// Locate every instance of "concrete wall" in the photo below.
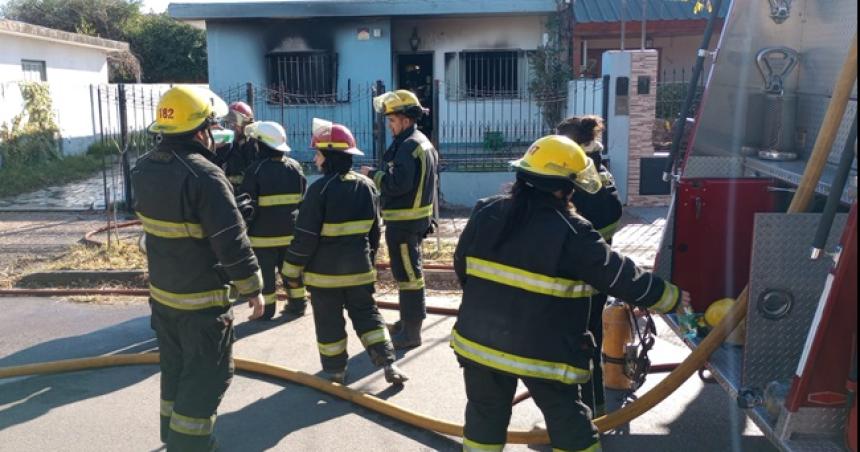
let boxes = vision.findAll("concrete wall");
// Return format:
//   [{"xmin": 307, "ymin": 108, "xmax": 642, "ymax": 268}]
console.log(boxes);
[
  {"xmin": 441, "ymin": 171, "xmax": 513, "ymax": 208},
  {"xmin": 0, "ymin": 34, "xmax": 109, "ymax": 84}
]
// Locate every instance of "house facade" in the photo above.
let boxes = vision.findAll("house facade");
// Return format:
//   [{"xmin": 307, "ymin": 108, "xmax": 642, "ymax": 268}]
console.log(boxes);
[
  {"xmin": 0, "ymin": 19, "xmax": 128, "ymax": 84},
  {"xmin": 169, "ymin": 0, "xmax": 580, "ymax": 163},
  {"xmin": 572, "ymin": 0, "xmax": 729, "ymax": 80}
]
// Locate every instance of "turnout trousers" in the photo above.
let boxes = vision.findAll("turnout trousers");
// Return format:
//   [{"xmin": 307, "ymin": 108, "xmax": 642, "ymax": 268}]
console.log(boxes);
[
  {"xmin": 461, "ymin": 362, "xmax": 601, "ymax": 452},
  {"xmin": 385, "ymin": 227, "xmax": 426, "ymax": 321},
  {"xmin": 254, "ymin": 246, "xmax": 306, "ymax": 315},
  {"xmin": 151, "ymin": 301, "xmax": 235, "ymax": 452},
  {"xmin": 581, "ymin": 292, "xmax": 609, "ymax": 416},
  {"xmin": 310, "ymin": 285, "xmax": 395, "ymax": 372}
]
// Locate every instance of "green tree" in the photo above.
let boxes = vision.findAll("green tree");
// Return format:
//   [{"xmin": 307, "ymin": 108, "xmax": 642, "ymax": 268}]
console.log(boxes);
[
  {"xmin": 2, "ymin": 0, "xmax": 142, "ymax": 40},
  {"xmin": 529, "ymin": 12, "xmax": 572, "ymax": 131},
  {"xmin": 126, "ymin": 13, "xmax": 208, "ymax": 83}
]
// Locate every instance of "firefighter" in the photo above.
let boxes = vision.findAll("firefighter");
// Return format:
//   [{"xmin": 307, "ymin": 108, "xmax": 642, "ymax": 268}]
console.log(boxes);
[
  {"xmin": 284, "ymin": 119, "xmax": 408, "ymax": 385},
  {"xmin": 132, "ymin": 86, "xmax": 265, "ymax": 451},
  {"xmin": 214, "ymin": 101, "xmax": 257, "ymax": 191},
  {"xmin": 361, "ymin": 90, "xmax": 439, "ymax": 349},
  {"xmin": 452, "ymin": 135, "xmax": 691, "ymax": 452},
  {"xmin": 557, "ymin": 115, "xmax": 622, "ymax": 417},
  {"xmin": 238, "ymin": 121, "xmax": 308, "ymax": 320}
]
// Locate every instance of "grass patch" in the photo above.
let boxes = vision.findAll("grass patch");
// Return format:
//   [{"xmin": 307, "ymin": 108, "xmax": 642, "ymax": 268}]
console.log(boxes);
[
  {"xmin": 0, "ymin": 154, "xmax": 104, "ymax": 199},
  {"xmin": 377, "ymin": 237, "xmax": 457, "ymax": 265},
  {"xmin": 47, "ymin": 240, "xmax": 147, "ymax": 271}
]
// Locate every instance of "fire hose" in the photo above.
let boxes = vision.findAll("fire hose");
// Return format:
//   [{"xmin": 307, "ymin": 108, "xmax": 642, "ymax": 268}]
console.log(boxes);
[{"xmin": 2, "ymin": 34, "xmax": 855, "ymax": 442}]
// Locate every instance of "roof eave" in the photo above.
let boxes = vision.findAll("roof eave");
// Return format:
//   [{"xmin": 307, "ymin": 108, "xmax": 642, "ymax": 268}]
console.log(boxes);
[
  {"xmin": 0, "ymin": 20, "xmax": 129, "ymax": 52},
  {"xmin": 169, "ymin": 1, "xmax": 558, "ymax": 21}
]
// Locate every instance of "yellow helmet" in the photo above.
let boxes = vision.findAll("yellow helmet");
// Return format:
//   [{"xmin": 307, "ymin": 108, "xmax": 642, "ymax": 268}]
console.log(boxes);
[
  {"xmin": 373, "ymin": 90, "xmax": 427, "ymax": 117},
  {"xmin": 148, "ymin": 86, "xmax": 228, "ymax": 135},
  {"xmin": 511, "ymin": 135, "xmax": 603, "ymax": 194}
]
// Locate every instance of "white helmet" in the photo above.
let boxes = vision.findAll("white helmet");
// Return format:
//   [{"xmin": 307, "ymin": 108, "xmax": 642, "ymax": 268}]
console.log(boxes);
[{"xmin": 244, "ymin": 121, "xmax": 291, "ymax": 153}]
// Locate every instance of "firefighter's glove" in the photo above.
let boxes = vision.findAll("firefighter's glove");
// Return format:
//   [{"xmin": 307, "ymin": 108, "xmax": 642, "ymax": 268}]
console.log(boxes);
[
  {"xmin": 235, "ymin": 193, "xmax": 256, "ymax": 224},
  {"xmin": 424, "ymin": 219, "xmax": 438, "ymax": 238}
]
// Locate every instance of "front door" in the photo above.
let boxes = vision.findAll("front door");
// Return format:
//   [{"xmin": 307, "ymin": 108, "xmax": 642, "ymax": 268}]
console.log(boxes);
[{"xmin": 396, "ymin": 53, "xmax": 434, "ymax": 140}]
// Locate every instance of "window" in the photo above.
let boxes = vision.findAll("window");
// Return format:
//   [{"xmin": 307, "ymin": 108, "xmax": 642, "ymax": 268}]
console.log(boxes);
[
  {"xmin": 444, "ymin": 50, "xmax": 531, "ymax": 99},
  {"xmin": 21, "ymin": 60, "xmax": 46, "ymax": 82},
  {"xmin": 266, "ymin": 52, "xmax": 337, "ymax": 103}
]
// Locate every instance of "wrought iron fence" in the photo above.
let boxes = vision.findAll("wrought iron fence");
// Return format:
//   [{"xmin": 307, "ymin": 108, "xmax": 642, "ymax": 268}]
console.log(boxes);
[
  {"xmin": 435, "ymin": 78, "xmax": 603, "ymax": 172},
  {"xmin": 656, "ymin": 67, "xmax": 706, "ymax": 120},
  {"xmin": 217, "ymin": 80, "xmax": 379, "ymax": 174}
]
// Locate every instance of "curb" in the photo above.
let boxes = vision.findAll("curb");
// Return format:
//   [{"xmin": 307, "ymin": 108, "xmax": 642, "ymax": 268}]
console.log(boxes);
[{"xmin": 17, "ymin": 268, "xmax": 459, "ymax": 289}]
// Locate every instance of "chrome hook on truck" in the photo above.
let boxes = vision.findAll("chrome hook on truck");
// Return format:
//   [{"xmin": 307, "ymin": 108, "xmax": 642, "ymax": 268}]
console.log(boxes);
[
  {"xmin": 756, "ymin": 47, "xmax": 799, "ymax": 96},
  {"xmin": 768, "ymin": 0, "xmax": 793, "ymax": 24}
]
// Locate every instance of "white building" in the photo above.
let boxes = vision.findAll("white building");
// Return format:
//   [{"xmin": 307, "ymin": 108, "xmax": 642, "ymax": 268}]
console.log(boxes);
[
  {"xmin": 0, "ymin": 19, "xmax": 128, "ymax": 84},
  {"xmin": 0, "ymin": 19, "xmax": 129, "ymax": 157}
]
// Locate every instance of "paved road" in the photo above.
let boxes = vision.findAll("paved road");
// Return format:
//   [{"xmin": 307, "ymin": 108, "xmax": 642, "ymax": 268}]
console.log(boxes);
[{"xmin": 0, "ymin": 296, "xmax": 777, "ymax": 452}]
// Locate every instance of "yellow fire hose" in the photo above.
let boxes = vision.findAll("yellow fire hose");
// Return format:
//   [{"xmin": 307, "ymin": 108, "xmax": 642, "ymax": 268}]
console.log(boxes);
[{"xmin": 0, "ymin": 34, "xmax": 854, "ymax": 446}]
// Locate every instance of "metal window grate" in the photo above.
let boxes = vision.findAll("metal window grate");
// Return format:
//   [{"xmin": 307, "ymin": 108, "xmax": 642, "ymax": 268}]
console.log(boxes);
[
  {"xmin": 266, "ymin": 52, "xmax": 337, "ymax": 104},
  {"xmin": 461, "ymin": 51, "xmax": 520, "ymax": 98}
]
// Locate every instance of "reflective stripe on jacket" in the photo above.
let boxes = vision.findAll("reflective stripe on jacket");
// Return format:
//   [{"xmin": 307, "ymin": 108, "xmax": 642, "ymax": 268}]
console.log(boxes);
[
  {"xmin": 452, "ymin": 195, "xmax": 680, "ymax": 384},
  {"xmin": 373, "ymin": 126, "xmax": 439, "ymax": 233},
  {"xmin": 132, "ymin": 139, "xmax": 262, "ymax": 311},
  {"xmin": 284, "ymin": 171, "xmax": 381, "ymax": 289}
]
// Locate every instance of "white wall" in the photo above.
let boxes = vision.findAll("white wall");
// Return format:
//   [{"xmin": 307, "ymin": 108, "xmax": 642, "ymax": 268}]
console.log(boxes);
[
  {"xmin": 392, "ymin": 16, "xmax": 549, "ymax": 145},
  {"xmin": 0, "ymin": 34, "xmax": 109, "ymax": 84}
]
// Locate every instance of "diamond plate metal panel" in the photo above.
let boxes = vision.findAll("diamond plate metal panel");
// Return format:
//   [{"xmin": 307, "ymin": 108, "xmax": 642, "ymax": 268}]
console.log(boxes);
[
  {"xmin": 653, "ymin": 198, "xmax": 675, "ymax": 279},
  {"xmin": 785, "ymin": 438, "xmax": 849, "ymax": 452},
  {"xmin": 797, "ymin": 95, "xmax": 857, "ymax": 167},
  {"xmin": 683, "ymin": 156, "xmax": 746, "ymax": 178},
  {"xmin": 776, "ymin": 406, "xmax": 849, "ymax": 439},
  {"xmin": 743, "ymin": 214, "xmax": 848, "ymax": 394}
]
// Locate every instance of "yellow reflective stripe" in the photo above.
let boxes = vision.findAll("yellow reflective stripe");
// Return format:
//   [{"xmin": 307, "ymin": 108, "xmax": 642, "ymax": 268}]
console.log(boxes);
[
  {"xmin": 398, "ymin": 279, "xmax": 425, "ymax": 291},
  {"xmin": 287, "ymin": 287, "xmax": 307, "ymax": 299},
  {"xmin": 318, "ymin": 338, "xmax": 347, "ymax": 356},
  {"xmin": 258, "ymin": 193, "xmax": 303, "ymax": 207},
  {"xmin": 149, "ymin": 284, "xmax": 230, "ymax": 311},
  {"xmin": 249, "ymin": 235, "xmax": 294, "ymax": 248},
  {"xmin": 263, "ymin": 293, "xmax": 277, "ymax": 306},
  {"xmin": 562, "ymin": 442, "xmax": 602, "ymax": 452},
  {"xmin": 465, "ymin": 257, "xmax": 593, "ymax": 299},
  {"xmin": 463, "ymin": 438, "xmax": 504, "ymax": 451},
  {"xmin": 315, "ymin": 141, "xmax": 349, "ymax": 149},
  {"xmin": 373, "ymin": 171, "xmax": 385, "ymax": 189},
  {"xmin": 320, "ymin": 220, "xmax": 374, "ymax": 237},
  {"xmin": 412, "ymin": 144, "xmax": 427, "ymax": 209},
  {"xmin": 233, "ymin": 270, "xmax": 263, "ymax": 295},
  {"xmin": 137, "ymin": 213, "xmax": 204, "ymax": 239},
  {"xmin": 170, "ymin": 411, "xmax": 215, "ymax": 436},
  {"xmin": 282, "ymin": 261, "xmax": 304, "ymax": 278},
  {"xmin": 360, "ymin": 328, "xmax": 389, "ymax": 348},
  {"xmin": 651, "ymin": 282, "xmax": 680, "ymax": 314},
  {"xmin": 382, "ymin": 205, "xmax": 433, "ymax": 222},
  {"xmin": 160, "ymin": 400, "xmax": 174, "ymax": 417},
  {"xmin": 451, "ymin": 329, "xmax": 591, "ymax": 385},
  {"xmin": 597, "ymin": 222, "xmax": 619, "ymax": 240},
  {"xmin": 304, "ymin": 270, "xmax": 377, "ymax": 288},
  {"xmin": 399, "ymin": 243, "xmax": 418, "ymax": 282}
]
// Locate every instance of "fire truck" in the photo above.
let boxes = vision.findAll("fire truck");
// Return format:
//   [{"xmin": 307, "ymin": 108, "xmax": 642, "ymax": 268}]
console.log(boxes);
[{"xmin": 651, "ymin": 0, "xmax": 857, "ymax": 450}]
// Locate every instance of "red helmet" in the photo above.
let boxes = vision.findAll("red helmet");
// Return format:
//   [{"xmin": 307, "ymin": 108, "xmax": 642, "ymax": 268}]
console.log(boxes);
[
  {"xmin": 226, "ymin": 101, "xmax": 254, "ymax": 127},
  {"xmin": 311, "ymin": 118, "xmax": 364, "ymax": 156}
]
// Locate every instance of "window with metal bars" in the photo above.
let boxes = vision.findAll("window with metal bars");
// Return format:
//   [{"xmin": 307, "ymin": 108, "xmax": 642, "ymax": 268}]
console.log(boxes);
[
  {"xmin": 21, "ymin": 59, "xmax": 47, "ymax": 82},
  {"xmin": 444, "ymin": 50, "xmax": 532, "ymax": 100},
  {"xmin": 266, "ymin": 52, "xmax": 337, "ymax": 103},
  {"xmin": 462, "ymin": 51, "xmax": 519, "ymax": 98}
]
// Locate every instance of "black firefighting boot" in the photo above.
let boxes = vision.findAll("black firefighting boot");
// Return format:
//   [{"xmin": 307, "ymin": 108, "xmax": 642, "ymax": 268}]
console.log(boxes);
[
  {"xmin": 391, "ymin": 319, "xmax": 423, "ymax": 349},
  {"xmin": 384, "ymin": 364, "xmax": 409, "ymax": 385},
  {"xmin": 259, "ymin": 303, "xmax": 276, "ymax": 321},
  {"xmin": 386, "ymin": 320, "xmax": 402, "ymax": 335},
  {"xmin": 283, "ymin": 299, "xmax": 307, "ymax": 317},
  {"xmin": 325, "ymin": 366, "xmax": 348, "ymax": 385}
]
